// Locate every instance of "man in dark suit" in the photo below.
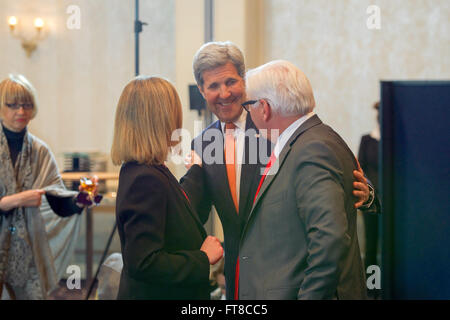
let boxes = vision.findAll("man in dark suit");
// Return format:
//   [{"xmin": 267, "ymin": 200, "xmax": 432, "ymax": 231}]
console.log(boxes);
[
  {"xmin": 236, "ymin": 60, "xmax": 367, "ymax": 299},
  {"xmin": 180, "ymin": 42, "xmax": 373, "ymax": 300}
]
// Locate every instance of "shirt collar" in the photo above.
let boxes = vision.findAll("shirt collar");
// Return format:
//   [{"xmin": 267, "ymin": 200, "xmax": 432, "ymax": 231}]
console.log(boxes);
[
  {"xmin": 273, "ymin": 111, "xmax": 315, "ymax": 158},
  {"xmin": 220, "ymin": 110, "xmax": 247, "ymax": 133}
]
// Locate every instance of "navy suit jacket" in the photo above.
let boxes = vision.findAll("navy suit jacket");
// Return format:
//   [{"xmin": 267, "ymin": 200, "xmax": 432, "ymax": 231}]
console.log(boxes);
[{"xmin": 180, "ymin": 113, "xmax": 271, "ymax": 299}]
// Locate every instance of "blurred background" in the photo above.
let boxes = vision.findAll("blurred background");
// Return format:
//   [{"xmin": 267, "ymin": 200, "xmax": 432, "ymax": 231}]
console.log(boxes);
[{"xmin": 1, "ymin": 0, "xmax": 448, "ymax": 299}]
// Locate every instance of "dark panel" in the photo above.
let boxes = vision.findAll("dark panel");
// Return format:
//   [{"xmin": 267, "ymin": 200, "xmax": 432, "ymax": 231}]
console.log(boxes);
[{"xmin": 381, "ymin": 81, "xmax": 450, "ymax": 299}]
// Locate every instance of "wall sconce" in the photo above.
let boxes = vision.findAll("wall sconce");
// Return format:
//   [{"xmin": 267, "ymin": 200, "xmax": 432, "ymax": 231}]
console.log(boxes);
[{"xmin": 8, "ymin": 16, "xmax": 47, "ymax": 58}]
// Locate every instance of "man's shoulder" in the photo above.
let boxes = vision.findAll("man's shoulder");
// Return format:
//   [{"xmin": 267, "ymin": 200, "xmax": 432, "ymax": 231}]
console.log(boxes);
[
  {"xmin": 193, "ymin": 120, "xmax": 221, "ymax": 138},
  {"xmin": 191, "ymin": 120, "xmax": 222, "ymax": 150},
  {"xmin": 297, "ymin": 121, "xmax": 348, "ymax": 148},
  {"xmin": 290, "ymin": 122, "xmax": 355, "ymax": 165}
]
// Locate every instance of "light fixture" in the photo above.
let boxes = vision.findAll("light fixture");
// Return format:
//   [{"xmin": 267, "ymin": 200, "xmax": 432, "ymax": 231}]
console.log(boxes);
[
  {"xmin": 8, "ymin": 15, "xmax": 47, "ymax": 58},
  {"xmin": 8, "ymin": 16, "xmax": 18, "ymax": 29},
  {"xmin": 34, "ymin": 18, "xmax": 44, "ymax": 30}
]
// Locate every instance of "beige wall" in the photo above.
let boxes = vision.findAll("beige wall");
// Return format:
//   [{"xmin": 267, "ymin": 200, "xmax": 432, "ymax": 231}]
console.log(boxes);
[
  {"xmin": 2, "ymin": 0, "xmax": 448, "ymax": 242},
  {"xmin": 1, "ymin": 0, "xmax": 176, "ymax": 170},
  {"xmin": 262, "ymin": 0, "xmax": 450, "ymax": 153},
  {"xmin": 173, "ymin": 0, "xmax": 204, "ymax": 179},
  {"xmin": 2, "ymin": 0, "xmax": 448, "ymax": 163}
]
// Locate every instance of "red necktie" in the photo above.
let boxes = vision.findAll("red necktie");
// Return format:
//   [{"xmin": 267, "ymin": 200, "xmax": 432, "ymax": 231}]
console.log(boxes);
[
  {"xmin": 235, "ymin": 152, "xmax": 276, "ymax": 300},
  {"xmin": 253, "ymin": 152, "xmax": 277, "ymax": 204}
]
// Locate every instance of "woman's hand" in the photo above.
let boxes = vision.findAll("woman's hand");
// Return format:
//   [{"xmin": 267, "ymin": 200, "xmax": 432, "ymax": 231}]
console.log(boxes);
[
  {"xmin": 0, "ymin": 189, "xmax": 45, "ymax": 211},
  {"xmin": 200, "ymin": 235, "xmax": 224, "ymax": 265}
]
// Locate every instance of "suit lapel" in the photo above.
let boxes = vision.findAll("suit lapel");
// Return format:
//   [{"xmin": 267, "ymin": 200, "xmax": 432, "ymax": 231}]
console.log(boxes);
[
  {"xmin": 238, "ymin": 114, "xmax": 263, "ymax": 220},
  {"xmin": 249, "ymin": 146, "xmax": 291, "ymax": 215},
  {"xmin": 159, "ymin": 165, "xmax": 206, "ymax": 235},
  {"xmin": 244, "ymin": 115, "xmax": 323, "ymax": 230}
]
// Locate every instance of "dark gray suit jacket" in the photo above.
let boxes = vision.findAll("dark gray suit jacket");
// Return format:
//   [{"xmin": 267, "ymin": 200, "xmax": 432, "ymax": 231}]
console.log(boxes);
[{"xmin": 238, "ymin": 115, "xmax": 367, "ymax": 300}]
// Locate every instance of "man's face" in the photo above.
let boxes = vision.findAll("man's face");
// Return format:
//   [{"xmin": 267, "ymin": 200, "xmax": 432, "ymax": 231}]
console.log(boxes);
[
  {"xmin": 247, "ymin": 100, "xmax": 271, "ymax": 139},
  {"xmin": 247, "ymin": 100, "xmax": 264, "ymax": 129},
  {"xmin": 199, "ymin": 62, "xmax": 245, "ymax": 123}
]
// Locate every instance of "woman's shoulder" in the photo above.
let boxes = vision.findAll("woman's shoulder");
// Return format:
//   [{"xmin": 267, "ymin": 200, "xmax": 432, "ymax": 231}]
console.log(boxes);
[
  {"xmin": 27, "ymin": 132, "xmax": 58, "ymax": 164},
  {"xmin": 117, "ymin": 162, "xmax": 173, "ymax": 202},
  {"xmin": 119, "ymin": 162, "xmax": 168, "ymax": 184},
  {"xmin": 27, "ymin": 132, "xmax": 51, "ymax": 151},
  {"xmin": 121, "ymin": 161, "xmax": 164, "ymax": 172}
]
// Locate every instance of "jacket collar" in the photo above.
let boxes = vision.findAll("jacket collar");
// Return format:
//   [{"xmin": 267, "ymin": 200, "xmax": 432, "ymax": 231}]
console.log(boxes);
[{"xmin": 247, "ymin": 114, "xmax": 323, "ymax": 221}]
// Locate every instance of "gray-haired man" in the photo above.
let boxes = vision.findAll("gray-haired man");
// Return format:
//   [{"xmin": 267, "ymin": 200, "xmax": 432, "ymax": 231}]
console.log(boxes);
[{"xmin": 180, "ymin": 42, "xmax": 375, "ymax": 300}]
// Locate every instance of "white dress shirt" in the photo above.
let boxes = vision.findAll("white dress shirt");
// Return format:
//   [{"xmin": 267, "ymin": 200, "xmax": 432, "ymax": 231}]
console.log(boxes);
[
  {"xmin": 220, "ymin": 111, "xmax": 248, "ymax": 205},
  {"xmin": 273, "ymin": 112, "xmax": 315, "ymax": 158}
]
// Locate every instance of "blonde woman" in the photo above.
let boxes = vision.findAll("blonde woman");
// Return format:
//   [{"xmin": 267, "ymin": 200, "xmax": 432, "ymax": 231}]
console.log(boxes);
[
  {"xmin": 0, "ymin": 75, "xmax": 97, "ymax": 299},
  {"xmin": 111, "ymin": 76, "xmax": 223, "ymax": 300}
]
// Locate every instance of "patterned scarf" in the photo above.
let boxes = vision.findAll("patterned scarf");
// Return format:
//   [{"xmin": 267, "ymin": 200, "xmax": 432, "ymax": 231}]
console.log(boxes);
[{"xmin": 0, "ymin": 122, "xmax": 81, "ymax": 299}]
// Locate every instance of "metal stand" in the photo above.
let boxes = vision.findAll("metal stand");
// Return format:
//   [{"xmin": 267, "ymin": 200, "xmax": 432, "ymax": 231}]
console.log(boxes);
[
  {"xmin": 85, "ymin": 207, "xmax": 93, "ymax": 285},
  {"xmin": 84, "ymin": 0, "xmax": 147, "ymax": 299},
  {"xmin": 85, "ymin": 221, "xmax": 117, "ymax": 300},
  {"xmin": 134, "ymin": 0, "xmax": 147, "ymax": 76}
]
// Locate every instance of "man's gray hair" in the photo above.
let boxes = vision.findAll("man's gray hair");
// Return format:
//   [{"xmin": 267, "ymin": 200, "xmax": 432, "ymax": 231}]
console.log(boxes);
[
  {"xmin": 245, "ymin": 60, "xmax": 316, "ymax": 117},
  {"xmin": 193, "ymin": 41, "xmax": 246, "ymax": 88}
]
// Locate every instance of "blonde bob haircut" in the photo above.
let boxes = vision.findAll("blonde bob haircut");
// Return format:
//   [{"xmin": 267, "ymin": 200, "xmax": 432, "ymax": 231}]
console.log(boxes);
[
  {"xmin": 111, "ymin": 76, "xmax": 182, "ymax": 166},
  {"xmin": 0, "ymin": 74, "xmax": 39, "ymax": 119}
]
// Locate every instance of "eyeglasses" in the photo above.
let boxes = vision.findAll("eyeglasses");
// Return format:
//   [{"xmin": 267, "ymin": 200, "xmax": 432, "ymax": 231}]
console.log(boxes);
[
  {"xmin": 241, "ymin": 100, "xmax": 258, "ymax": 112},
  {"xmin": 5, "ymin": 103, "xmax": 33, "ymax": 111}
]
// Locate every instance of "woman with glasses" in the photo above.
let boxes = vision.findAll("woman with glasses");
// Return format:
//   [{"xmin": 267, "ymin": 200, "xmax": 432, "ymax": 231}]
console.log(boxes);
[
  {"xmin": 0, "ymin": 75, "xmax": 98, "ymax": 299},
  {"xmin": 111, "ymin": 76, "xmax": 223, "ymax": 299}
]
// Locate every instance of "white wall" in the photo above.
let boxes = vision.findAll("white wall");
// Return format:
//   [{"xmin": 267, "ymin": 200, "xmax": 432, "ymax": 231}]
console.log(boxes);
[
  {"xmin": 1, "ymin": 0, "xmax": 176, "ymax": 170},
  {"xmin": 2, "ymin": 0, "xmax": 448, "ymax": 164},
  {"xmin": 2, "ymin": 0, "xmax": 448, "ymax": 247},
  {"xmin": 263, "ymin": 0, "xmax": 450, "ymax": 153}
]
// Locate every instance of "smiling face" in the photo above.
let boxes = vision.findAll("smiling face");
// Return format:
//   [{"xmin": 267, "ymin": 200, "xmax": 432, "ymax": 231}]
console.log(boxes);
[{"xmin": 199, "ymin": 62, "xmax": 245, "ymax": 123}]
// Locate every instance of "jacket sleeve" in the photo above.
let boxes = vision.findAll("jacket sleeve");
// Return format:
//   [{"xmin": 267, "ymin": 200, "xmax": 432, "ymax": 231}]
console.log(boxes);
[
  {"xmin": 358, "ymin": 136, "xmax": 381, "ymax": 214},
  {"xmin": 294, "ymin": 141, "xmax": 352, "ymax": 299},
  {"xmin": 117, "ymin": 170, "xmax": 209, "ymax": 286},
  {"xmin": 180, "ymin": 165, "xmax": 212, "ymax": 225},
  {"xmin": 44, "ymin": 193, "xmax": 83, "ymax": 217}
]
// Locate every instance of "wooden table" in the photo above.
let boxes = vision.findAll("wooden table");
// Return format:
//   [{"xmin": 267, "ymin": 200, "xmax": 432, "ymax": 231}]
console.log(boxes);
[{"xmin": 60, "ymin": 172, "xmax": 119, "ymax": 181}]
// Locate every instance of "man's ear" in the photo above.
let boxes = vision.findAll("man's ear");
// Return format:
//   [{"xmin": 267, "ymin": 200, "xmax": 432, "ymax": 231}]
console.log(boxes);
[
  {"xmin": 261, "ymin": 100, "xmax": 272, "ymax": 122},
  {"xmin": 198, "ymin": 85, "xmax": 205, "ymax": 99}
]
